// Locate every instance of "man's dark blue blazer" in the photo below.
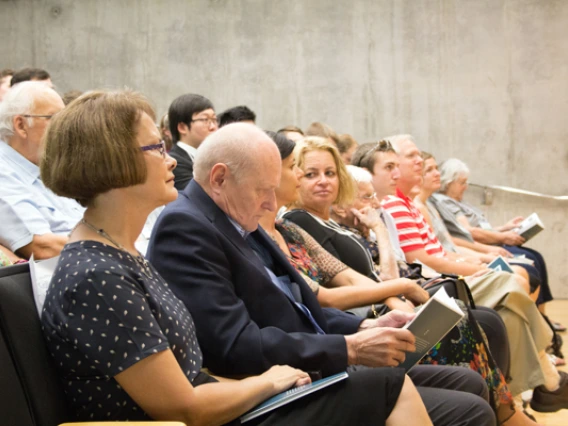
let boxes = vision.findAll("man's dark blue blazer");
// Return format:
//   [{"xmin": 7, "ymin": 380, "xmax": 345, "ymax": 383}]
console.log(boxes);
[{"xmin": 147, "ymin": 180, "xmax": 362, "ymax": 377}]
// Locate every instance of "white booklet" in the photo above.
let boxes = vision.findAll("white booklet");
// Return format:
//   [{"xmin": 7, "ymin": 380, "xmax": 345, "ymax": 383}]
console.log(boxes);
[
  {"xmin": 400, "ymin": 287, "xmax": 465, "ymax": 371},
  {"xmin": 241, "ymin": 371, "xmax": 348, "ymax": 422},
  {"xmin": 514, "ymin": 213, "xmax": 544, "ymax": 242},
  {"xmin": 29, "ymin": 254, "xmax": 60, "ymax": 316}
]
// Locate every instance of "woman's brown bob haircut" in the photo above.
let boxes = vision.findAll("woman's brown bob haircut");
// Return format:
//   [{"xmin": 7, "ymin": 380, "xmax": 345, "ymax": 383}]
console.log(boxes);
[
  {"xmin": 294, "ymin": 136, "xmax": 357, "ymax": 206},
  {"xmin": 41, "ymin": 90, "xmax": 156, "ymax": 207}
]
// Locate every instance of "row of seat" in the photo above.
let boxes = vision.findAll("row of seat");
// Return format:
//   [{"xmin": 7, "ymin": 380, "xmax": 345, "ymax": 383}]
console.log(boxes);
[{"xmin": 0, "ymin": 263, "xmax": 184, "ymax": 426}]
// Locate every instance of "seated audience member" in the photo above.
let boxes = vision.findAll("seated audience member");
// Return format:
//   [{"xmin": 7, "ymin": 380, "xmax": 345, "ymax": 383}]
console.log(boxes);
[
  {"xmin": 415, "ymin": 153, "xmax": 539, "ymax": 302},
  {"xmin": 284, "ymin": 138, "xmax": 410, "ymax": 282},
  {"xmin": 277, "ymin": 125, "xmax": 304, "ymax": 142},
  {"xmin": 158, "ymin": 112, "xmax": 173, "ymax": 151},
  {"xmin": 148, "ymin": 123, "xmax": 497, "ymax": 426},
  {"xmin": 305, "ymin": 121, "xmax": 340, "ymax": 146},
  {"xmin": 0, "ymin": 81, "xmax": 83, "ymax": 259},
  {"xmin": 337, "ymin": 133, "xmax": 358, "ymax": 164},
  {"xmin": 379, "ymin": 134, "xmax": 568, "ymax": 409},
  {"xmin": 10, "ymin": 67, "xmax": 53, "ymax": 88},
  {"xmin": 167, "ymin": 93, "xmax": 218, "ymax": 190},
  {"xmin": 61, "ymin": 89, "xmax": 83, "ymax": 106},
  {"xmin": 265, "ymin": 132, "xmax": 532, "ymax": 422},
  {"xmin": 0, "ymin": 68, "xmax": 14, "ymax": 102},
  {"xmin": 260, "ymin": 131, "xmax": 428, "ymax": 314},
  {"xmin": 39, "ymin": 89, "xmax": 421, "ymax": 426},
  {"xmin": 433, "ymin": 158, "xmax": 555, "ymax": 312},
  {"xmin": 217, "ymin": 105, "xmax": 256, "ymax": 127}
]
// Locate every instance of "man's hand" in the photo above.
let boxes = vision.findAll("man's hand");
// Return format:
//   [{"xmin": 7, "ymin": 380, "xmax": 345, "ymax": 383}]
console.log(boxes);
[
  {"xmin": 501, "ymin": 216, "xmax": 524, "ymax": 232},
  {"xmin": 501, "ymin": 231, "xmax": 525, "ymax": 246},
  {"xmin": 359, "ymin": 310, "xmax": 416, "ymax": 331},
  {"xmin": 346, "ymin": 326, "xmax": 416, "ymax": 367}
]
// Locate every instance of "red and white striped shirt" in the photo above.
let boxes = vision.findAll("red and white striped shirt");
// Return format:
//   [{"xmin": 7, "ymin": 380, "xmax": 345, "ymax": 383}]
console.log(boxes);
[{"xmin": 381, "ymin": 189, "xmax": 446, "ymax": 258}]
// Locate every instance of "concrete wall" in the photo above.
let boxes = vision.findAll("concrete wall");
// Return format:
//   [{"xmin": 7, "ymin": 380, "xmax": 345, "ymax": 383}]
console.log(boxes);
[{"xmin": 1, "ymin": 0, "xmax": 567, "ymax": 296}]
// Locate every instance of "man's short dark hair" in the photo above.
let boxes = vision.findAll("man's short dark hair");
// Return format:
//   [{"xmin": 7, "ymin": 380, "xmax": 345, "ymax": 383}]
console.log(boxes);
[
  {"xmin": 218, "ymin": 105, "xmax": 256, "ymax": 128},
  {"xmin": 0, "ymin": 69, "xmax": 14, "ymax": 79},
  {"xmin": 351, "ymin": 140, "xmax": 395, "ymax": 172},
  {"xmin": 168, "ymin": 93, "xmax": 214, "ymax": 143},
  {"xmin": 10, "ymin": 67, "xmax": 51, "ymax": 86}
]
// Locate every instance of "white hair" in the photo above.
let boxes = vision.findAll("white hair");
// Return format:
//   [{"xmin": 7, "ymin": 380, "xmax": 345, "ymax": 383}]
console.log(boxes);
[
  {"xmin": 0, "ymin": 81, "xmax": 58, "ymax": 141},
  {"xmin": 438, "ymin": 158, "xmax": 470, "ymax": 193},
  {"xmin": 383, "ymin": 134, "xmax": 415, "ymax": 154},
  {"xmin": 346, "ymin": 165, "xmax": 373, "ymax": 184},
  {"xmin": 193, "ymin": 122, "xmax": 276, "ymax": 183}
]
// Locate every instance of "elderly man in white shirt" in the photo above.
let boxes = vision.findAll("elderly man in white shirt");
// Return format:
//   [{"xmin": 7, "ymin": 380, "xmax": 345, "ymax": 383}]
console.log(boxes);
[{"xmin": 0, "ymin": 81, "xmax": 84, "ymax": 259}]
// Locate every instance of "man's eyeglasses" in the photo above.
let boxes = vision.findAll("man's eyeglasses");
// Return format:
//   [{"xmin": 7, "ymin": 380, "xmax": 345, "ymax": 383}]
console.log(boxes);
[
  {"xmin": 191, "ymin": 117, "xmax": 218, "ymax": 126},
  {"xmin": 140, "ymin": 140, "xmax": 166, "ymax": 159},
  {"xmin": 21, "ymin": 114, "xmax": 54, "ymax": 120},
  {"xmin": 358, "ymin": 192, "xmax": 377, "ymax": 202}
]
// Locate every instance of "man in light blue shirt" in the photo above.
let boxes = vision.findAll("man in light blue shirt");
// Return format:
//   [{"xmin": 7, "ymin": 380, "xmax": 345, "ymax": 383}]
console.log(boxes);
[{"xmin": 0, "ymin": 81, "xmax": 83, "ymax": 259}]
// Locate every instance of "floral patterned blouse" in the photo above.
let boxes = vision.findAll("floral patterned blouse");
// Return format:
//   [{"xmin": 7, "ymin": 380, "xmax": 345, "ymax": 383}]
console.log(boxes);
[{"xmin": 276, "ymin": 219, "xmax": 348, "ymax": 293}]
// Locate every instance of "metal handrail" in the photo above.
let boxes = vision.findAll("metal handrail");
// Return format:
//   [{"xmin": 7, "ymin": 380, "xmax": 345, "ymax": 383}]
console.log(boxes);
[{"xmin": 469, "ymin": 183, "xmax": 568, "ymax": 201}]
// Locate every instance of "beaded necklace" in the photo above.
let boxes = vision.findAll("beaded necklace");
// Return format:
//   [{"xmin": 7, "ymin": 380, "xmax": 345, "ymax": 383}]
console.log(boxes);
[{"xmin": 79, "ymin": 218, "xmax": 153, "ymax": 278}]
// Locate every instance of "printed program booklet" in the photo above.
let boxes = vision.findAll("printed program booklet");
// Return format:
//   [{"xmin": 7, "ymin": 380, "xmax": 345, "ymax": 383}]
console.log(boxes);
[
  {"xmin": 240, "ymin": 371, "xmax": 348, "ymax": 423},
  {"xmin": 514, "ymin": 213, "xmax": 544, "ymax": 242},
  {"xmin": 487, "ymin": 255, "xmax": 514, "ymax": 273},
  {"xmin": 400, "ymin": 287, "xmax": 465, "ymax": 371}
]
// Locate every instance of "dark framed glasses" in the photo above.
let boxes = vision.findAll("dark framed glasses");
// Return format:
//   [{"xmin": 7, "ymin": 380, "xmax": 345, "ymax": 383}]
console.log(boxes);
[{"xmin": 140, "ymin": 140, "xmax": 166, "ymax": 158}]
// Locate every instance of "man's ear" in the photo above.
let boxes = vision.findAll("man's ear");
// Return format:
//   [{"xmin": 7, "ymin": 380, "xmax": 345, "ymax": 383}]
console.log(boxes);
[
  {"xmin": 12, "ymin": 115, "xmax": 28, "ymax": 138},
  {"xmin": 177, "ymin": 122, "xmax": 190, "ymax": 138},
  {"xmin": 209, "ymin": 163, "xmax": 229, "ymax": 194}
]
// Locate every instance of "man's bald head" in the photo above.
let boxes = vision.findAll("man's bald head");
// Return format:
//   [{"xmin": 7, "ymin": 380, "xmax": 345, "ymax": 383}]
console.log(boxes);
[
  {"xmin": 194, "ymin": 122, "xmax": 280, "ymax": 185},
  {"xmin": 194, "ymin": 123, "xmax": 282, "ymax": 231}
]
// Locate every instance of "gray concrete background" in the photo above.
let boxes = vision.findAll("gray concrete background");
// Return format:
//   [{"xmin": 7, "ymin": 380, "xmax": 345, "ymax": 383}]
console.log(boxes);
[{"xmin": 1, "ymin": 0, "xmax": 567, "ymax": 296}]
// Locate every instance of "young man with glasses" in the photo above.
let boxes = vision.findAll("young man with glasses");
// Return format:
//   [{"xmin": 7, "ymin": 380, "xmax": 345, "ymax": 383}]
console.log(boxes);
[
  {"xmin": 0, "ymin": 81, "xmax": 83, "ymax": 260},
  {"xmin": 167, "ymin": 93, "xmax": 218, "ymax": 190}
]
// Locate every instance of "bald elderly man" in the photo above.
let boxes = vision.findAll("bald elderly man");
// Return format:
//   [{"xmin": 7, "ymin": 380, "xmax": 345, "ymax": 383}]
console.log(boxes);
[
  {"xmin": 148, "ymin": 123, "xmax": 495, "ymax": 426},
  {"xmin": 0, "ymin": 81, "xmax": 83, "ymax": 259}
]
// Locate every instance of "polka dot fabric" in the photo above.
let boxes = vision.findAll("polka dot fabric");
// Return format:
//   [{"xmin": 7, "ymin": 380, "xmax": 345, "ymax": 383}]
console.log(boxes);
[{"xmin": 41, "ymin": 241, "xmax": 203, "ymax": 421}]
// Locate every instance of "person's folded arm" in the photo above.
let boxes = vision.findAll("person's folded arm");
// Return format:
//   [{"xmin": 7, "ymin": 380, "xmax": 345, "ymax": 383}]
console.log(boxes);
[{"xmin": 17, "ymin": 233, "xmax": 68, "ymax": 260}]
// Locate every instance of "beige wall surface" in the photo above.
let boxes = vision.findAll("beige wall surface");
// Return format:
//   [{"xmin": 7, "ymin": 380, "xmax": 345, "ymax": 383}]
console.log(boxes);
[{"xmin": 1, "ymin": 0, "xmax": 566, "ymax": 295}]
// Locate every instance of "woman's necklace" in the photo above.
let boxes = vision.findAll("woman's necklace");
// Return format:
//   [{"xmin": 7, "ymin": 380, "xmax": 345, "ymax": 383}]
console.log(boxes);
[{"xmin": 79, "ymin": 218, "xmax": 153, "ymax": 278}]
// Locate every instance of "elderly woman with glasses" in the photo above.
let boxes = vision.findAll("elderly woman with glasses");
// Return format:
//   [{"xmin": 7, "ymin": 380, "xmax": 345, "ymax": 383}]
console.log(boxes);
[
  {"xmin": 432, "ymin": 158, "xmax": 556, "ymax": 323},
  {"xmin": 39, "ymin": 90, "xmax": 401, "ymax": 426}
]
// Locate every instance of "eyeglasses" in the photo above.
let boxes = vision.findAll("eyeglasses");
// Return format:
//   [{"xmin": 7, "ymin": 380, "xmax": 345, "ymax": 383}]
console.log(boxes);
[
  {"xmin": 358, "ymin": 192, "xmax": 377, "ymax": 201},
  {"xmin": 140, "ymin": 140, "xmax": 166, "ymax": 158},
  {"xmin": 191, "ymin": 117, "xmax": 218, "ymax": 126},
  {"xmin": 21, "ymin": 114, "xmax": 54, "ymax": 120}
]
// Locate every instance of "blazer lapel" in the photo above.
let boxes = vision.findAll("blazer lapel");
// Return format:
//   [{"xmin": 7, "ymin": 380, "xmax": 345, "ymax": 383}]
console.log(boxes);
[{"xmin": 254, "ymin": 228, "xmax": 323, "ymax": 307}]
